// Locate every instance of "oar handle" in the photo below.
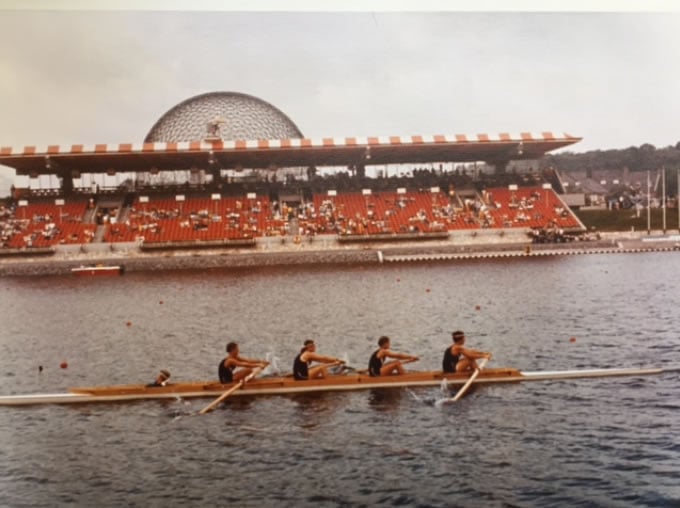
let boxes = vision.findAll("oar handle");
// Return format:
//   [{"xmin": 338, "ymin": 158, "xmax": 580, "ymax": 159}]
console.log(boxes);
[
  {"xmin": 344, "ymin": 356, "xmax": 418, "ymax": 375},
  {"xmin": 198, "ymin": 367, "xmax": 263, "ymax": 415}
]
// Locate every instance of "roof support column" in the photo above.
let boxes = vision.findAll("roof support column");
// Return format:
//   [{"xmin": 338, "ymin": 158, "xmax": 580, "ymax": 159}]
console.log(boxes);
[
  {"xmin": 209, "ymin": 166, "xmax": 220, "ymax": 189},
  {"xmin": 489, "ymin": 160, "xmax": 509, "ymax": 174},
  {"xmin": 61, "ymin": 172, "xmax": 74, "ymax": 197}
]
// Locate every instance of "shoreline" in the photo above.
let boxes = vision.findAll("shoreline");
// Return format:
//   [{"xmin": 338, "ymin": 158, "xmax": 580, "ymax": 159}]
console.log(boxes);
[{"xmin": 1, "ymin": 230, "xmax": 678, "ymax": 277}]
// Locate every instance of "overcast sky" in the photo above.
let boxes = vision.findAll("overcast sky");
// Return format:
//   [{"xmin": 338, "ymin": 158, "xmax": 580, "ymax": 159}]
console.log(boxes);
[{"xmin": 1, "ymin": 3, "xmax": 679, "ymax": 190}]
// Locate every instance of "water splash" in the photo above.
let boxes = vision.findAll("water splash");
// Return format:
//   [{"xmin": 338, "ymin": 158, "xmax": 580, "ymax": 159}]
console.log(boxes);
[{"xmin": 263, "ymin": 352, "xmax": 281, "ymax": 376}]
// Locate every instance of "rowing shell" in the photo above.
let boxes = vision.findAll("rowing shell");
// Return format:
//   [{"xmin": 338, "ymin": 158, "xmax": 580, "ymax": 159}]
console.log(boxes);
[
  {"xmin": 71, "ymin": 264, "xmax": 123, "ymax": 276},
  {"xmin": 0, "ymin": 366, "xmax": 676, "ymax": 406}
]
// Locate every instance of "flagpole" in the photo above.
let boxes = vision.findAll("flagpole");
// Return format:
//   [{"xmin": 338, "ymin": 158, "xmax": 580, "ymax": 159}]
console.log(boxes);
[
  {"xmin": 647, "ymin": 170, "xmax": 651, "ymax": 235},
  {"xmin": 662, "ymin": 166, "xmax": 666, "ymax": 234}
]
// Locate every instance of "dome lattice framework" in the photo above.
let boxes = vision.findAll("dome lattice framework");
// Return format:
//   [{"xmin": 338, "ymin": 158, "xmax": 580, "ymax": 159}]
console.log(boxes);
[{"xmin": 145, "ymin": 91, "xmax": 304, "ymax": 143}]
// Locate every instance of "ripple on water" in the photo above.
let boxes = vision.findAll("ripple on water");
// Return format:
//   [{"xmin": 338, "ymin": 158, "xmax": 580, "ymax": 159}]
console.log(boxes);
[{"xmin": 1, "ymin": 255, "xmax": 680, "ymax": 507}]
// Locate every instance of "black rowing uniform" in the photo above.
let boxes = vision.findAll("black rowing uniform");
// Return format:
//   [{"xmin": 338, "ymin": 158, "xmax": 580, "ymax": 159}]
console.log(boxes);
[
  {"xmin": 218, "ymin": 357, "xmax": 235, "ymax": 383},
  {"xmin": 368, "ymin": 349, "xmax": 384, "ymax": 377},
  {"xmin": 293, "ymin": 352, "xmax": 309, "ymax": 380},
  {"xmin": 442, "ymin": 346, "xmax": 460, "ymax": 373}
]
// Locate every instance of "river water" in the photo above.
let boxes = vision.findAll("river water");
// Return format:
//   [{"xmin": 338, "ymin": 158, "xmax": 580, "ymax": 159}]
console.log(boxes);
[{"xmin": 1, "ymin": 253, "xmax": 679, "ymax": 507}]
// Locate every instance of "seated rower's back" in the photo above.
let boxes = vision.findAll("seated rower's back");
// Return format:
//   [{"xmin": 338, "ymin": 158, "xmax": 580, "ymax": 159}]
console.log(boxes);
[
  {"xmin": 219, "ymin": 342, "xmax": 269, "ymax": 383},
  {"xmin": 368, "ymin": 336, "xmax": 418, "ymax": 376},
  {"xmin": 293, "ymin": 340, "xmax": 344, "ymax": 380},
  {"xmin": 442, "ymin": 330, "xmax": 492, "ymax": 373}
]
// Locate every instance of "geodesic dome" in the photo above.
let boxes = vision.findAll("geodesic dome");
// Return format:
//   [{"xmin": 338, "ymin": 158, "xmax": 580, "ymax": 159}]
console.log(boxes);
[{"xmin": 144, "ymin": 91, "xmax": 304, "ymax": 143}]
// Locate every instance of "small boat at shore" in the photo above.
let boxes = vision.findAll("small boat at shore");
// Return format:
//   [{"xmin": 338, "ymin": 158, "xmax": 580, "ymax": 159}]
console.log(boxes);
[
  {"xmin": 71, "ymin": 264, "xmax": 124, "ymax": 276},
  {"xmin": 0, "ymin": 365, "xmax": 675, "ymax": 407}
]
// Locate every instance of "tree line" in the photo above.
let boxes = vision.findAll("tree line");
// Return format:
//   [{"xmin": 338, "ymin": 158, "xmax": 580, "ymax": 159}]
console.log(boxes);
[{"xmin": 540, "ymin": 143, "xmax": 680, "ymax": 174}]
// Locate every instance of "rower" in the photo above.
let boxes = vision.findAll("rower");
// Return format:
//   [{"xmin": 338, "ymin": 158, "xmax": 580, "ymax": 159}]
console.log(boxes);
[
  {"xmin": 368, "ymin": 336, "xmax": 418, "ymax": 376},
  {"xmin": 219, "ymin": 342, "xmax": 269, "ymax": 384},
  {"xmin": 147, "ymin": 369, "xmax": 171, "ymax": 387},
  {"xmin": 443, "ymin": 330, "xmax": 492, "ymax": 373},
  {"xmin": 293, "ymin": 340, "xmax": 345, "ymax": 380}
]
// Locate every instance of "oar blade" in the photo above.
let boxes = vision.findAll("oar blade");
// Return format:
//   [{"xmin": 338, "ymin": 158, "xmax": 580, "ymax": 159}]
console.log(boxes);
[
  {"xmin": 437, "ymin": 358, "xmax": 489, "ymax": 406},
  {"xmin": 198, "ymin": 367, "xmax": 263, "ymax": 415}
]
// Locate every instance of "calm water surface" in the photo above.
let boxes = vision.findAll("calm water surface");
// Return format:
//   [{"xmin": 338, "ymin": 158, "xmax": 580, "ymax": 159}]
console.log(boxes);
[{"xmin": 1, "ymin": 253, "xmax": 679, "ymax": 507}]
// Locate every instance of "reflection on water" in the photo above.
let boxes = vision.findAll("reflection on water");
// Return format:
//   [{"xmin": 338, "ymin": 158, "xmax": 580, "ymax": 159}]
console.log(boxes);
[
  {"xmin": 218, "ymin": 395, "xmax": 256, "ymax": 412},
  {"xmin": 289, "ymin": 392, "xmax": 350, "ymax": 430},
  {"xmin": 367, "ymin": 387, "xmax": 406, "ymax": 412}
]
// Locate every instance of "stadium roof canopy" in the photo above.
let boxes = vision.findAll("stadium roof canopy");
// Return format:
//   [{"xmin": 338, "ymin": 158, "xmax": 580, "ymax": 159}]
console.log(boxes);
[{"xmin": 0, "ymin": 132, "xmax": 580, "ymax": 177}]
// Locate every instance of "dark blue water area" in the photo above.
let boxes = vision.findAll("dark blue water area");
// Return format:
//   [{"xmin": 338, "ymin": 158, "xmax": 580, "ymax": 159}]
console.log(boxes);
[{"xmin": 1, "ymin": 252, "xmax": 679, "ymax": 507}]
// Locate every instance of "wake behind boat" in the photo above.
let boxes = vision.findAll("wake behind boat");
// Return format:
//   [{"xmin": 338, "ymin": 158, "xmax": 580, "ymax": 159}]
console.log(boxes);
[{"xmin": 0, "ymin": 365, "xmax": 676, "ymax": 407}]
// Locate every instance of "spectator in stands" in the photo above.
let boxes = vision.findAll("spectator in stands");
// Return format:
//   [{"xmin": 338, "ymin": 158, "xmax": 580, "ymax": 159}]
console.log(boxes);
[
  {"xmin": 443, "ymin": 330, "xmax": 492, "ymax": 373},
  {"xmin": 368, "ymin": 336, "xmax": 419, "ymax": 376},
  {"xmin": 293, "ymin": 340, "xmax": 344, "ymax": 380}
]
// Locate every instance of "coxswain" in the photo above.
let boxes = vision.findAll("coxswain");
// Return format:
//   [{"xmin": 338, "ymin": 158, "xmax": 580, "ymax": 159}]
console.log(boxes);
[
  {"xmin": 293, "ymin": 340, "xmax": 345, "ymax": 380},
  {"xmin": 443, "ymin": 330, "xmax": 492, "ymax": 373},
  {"xmin": 368, "ymin": 336, "xmax": 419, "ymax": 376},
  {"xmin": 147, "ymin": 369, "xmax": 171, "ymax": 387},
  {"xmin": 218, "ymin": 342, "xmax": 269, "ymax": 384}
]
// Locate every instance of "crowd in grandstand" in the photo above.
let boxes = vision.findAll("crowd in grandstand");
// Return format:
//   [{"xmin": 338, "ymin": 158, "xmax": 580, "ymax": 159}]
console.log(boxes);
[
  {"xmin": 0, "ymin": 201, "xmax": 97, "ymax": 249},
  {"xmin": 0, "ymin": 184, "xmax": 582, "ymax": 250}
]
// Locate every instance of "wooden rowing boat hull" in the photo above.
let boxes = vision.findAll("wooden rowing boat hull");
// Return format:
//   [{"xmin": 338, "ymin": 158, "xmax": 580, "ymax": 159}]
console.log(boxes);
[{"xmin": 0, "ymin": 366, "xmax": 672, "ymax": 406}]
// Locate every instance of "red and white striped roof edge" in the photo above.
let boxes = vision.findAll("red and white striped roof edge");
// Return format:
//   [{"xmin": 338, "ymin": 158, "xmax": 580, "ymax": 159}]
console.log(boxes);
[{"xmin": 0, "ymin": 132, "xmax": 579, "ymax": 157}]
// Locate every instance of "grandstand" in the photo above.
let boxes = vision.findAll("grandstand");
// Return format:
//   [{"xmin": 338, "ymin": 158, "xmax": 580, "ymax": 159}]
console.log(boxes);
[
  {"xmin": 0, "ymin": 91, "xmax": 584, "ymax": 256},
  {"xmin": 0, "ymin": 184, "xmax": 583, "ymax": 251}
]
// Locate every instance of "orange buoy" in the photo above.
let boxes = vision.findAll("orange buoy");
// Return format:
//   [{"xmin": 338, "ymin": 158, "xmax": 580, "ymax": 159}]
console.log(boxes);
[
  {"xmin": 126, "ymin": 321, "xmax": 132, "ymax": 327},
  {"xmin": 159, "ymin": 300, "xmax": 164, "ymax": 305},
  {"xmin": 60, "ymin": 361, "xmax": 68, "ymax": 369},
  {"xmin": 569, "ymin": 337, "xmax": 576, "ymax": 343}
]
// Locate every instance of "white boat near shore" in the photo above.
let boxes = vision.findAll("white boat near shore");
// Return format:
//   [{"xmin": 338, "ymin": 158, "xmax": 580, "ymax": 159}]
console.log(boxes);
[{"xmin": 71, "ymin": 264, "xmax": 124, "ymax": 276}]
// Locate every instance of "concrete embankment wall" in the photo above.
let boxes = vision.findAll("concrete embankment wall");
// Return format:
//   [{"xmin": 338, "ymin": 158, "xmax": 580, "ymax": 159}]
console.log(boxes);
[{"xmin": 0, "ymin": 229, "xmax": 677, "ymax": 277}]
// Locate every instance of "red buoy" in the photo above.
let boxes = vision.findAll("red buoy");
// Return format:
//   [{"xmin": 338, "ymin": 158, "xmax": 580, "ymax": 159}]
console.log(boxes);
[
  {"xmin": 60, "ymin": 361, "xmax": 68, "ymax": 369},
  {"xmin": 569, "ymin": 337, "xmax": 576, "ymax": 343}
]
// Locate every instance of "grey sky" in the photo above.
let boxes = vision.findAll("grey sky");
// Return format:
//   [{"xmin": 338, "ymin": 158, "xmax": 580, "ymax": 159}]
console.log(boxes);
[{"xmin": 1, "ymin": 6, "xmax": 679, "ymax": 191}]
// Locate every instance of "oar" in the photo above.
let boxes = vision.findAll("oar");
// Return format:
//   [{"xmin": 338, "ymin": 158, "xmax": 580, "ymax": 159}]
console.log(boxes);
[
  {"xmin": 281, "ymin": 361, "xmax": 350, "ymax": 378},
  {"xmin": 440, "ymin": 358, "xmax": 489, "ymax": 405},
  {"xmin": 401, "ymin": 357, "xmax": 419, "ymax": 368},
  {"xmin": 342, "ymin": 357, "xmax": 419, "ymax": 375},
  {"xmin": 198, "ymin": 367, "xmax": 262, "ymax": 415}
]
